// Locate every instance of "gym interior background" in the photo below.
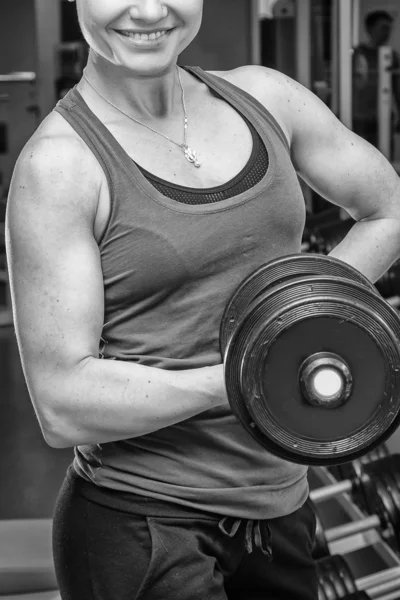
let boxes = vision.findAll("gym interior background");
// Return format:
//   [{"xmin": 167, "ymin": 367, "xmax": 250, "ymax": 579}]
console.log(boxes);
[{"xmin": 3, "ymin": 1, "xmax": 400, "ymax": 596}]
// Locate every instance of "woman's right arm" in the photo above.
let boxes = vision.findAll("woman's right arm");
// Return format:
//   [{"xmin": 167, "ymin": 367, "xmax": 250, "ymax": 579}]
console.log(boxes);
[{"xmin": 6, "ymin": 133, "xmax": 228, "ymax": 449}]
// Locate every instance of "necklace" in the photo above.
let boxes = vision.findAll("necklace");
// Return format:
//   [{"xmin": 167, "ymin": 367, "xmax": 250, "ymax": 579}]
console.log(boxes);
[{"xmin": 82, "ymin": 66, "xmax": 201, "ymax": 168}]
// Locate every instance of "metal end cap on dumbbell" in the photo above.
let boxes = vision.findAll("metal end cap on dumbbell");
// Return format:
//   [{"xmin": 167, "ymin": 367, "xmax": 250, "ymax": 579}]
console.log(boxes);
[{"xmin": 299, "ymin": 352, "xmax": 353, "ymax": 409}]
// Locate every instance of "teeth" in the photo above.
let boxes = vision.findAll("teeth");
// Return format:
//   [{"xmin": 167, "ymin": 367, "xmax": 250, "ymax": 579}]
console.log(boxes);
[{"xmin": 119, "ymin": 30, "xmax": 168, "ymax": 41}]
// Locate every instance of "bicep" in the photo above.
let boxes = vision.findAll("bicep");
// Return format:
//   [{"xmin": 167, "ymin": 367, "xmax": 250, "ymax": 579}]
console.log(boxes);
[
  {"xmin": 6, "ymin": 136, "xmax": 104, "ymax": 429},
  {"xmin": 286, "ymin": 80, "xmax": 400, "ymax": 220}
]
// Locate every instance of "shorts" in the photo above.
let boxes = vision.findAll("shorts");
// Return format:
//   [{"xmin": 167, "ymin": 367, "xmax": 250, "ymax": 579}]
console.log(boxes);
[{"xmin": 52, "ymin": 466, "xmax": 318, "ymax": 600}]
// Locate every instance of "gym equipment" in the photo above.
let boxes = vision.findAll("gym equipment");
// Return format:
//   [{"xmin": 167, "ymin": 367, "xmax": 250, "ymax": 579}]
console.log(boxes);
[
  {"xmin": 317, "ymin": 554, "xmax": 400, "ymax": 600},
  {"xmin": 328, "ymin": 446, "xmax": 390, "ymax": 483},
  {"xmin": 311, "ymin": 447, "xmax": 390, "ymax": 508},
  {"xmin": 221, "ymin": 253, "xmax": 400, "ymax": 466},
  {"xmin": 312, "ymin": 456, "xmax": 400, "ymax": 559},
  {"xmin": 375, "ymin": 262, "xmax": 400, "ymax": 299},
  {"xmin": 327, "ymin": 451, "xmax": 400, "ymax": 517}
]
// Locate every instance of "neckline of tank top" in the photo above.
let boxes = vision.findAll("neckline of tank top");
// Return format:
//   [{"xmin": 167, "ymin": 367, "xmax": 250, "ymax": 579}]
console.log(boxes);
[
  {"xmin": 69, "ymin": 65, "xmax": 280, "ymax": 214},
  {"xmin": 138, "ymin": 115, "xmax": 262, "ymax": 194}
]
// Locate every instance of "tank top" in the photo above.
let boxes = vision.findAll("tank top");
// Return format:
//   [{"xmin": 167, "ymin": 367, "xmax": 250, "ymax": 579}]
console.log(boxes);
[
  {"xmin": 54, "ymin": 66, "xmax": 309, "ymax": 520},
  {"xmin": 138, "ymin": 112, "xmax": 269, "ymax": 203}
]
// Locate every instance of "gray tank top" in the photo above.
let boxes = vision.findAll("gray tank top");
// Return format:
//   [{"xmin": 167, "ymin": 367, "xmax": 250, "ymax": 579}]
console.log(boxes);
[{"xmin": 54, "ymin": 66, "xmax": 309, "ymax": 520}]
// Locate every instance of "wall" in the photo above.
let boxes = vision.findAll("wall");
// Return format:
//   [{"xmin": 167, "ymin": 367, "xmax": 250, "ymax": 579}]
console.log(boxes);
[
  {"xmin": 180, "ymin": 0, "xmax": 253, "ymax": 70},
  {"xmin": 0, "ymin": 0, "xmax": 37, "ymax": 74},
  {"xmin": 35, "ymin": 0, "xmax": 62, "ymax": 119}
]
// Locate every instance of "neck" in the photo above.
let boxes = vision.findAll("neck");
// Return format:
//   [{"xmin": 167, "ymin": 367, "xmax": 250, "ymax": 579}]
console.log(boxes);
[{"xmin": 80, "ymin": 51, "xmax": 183, "ymax": 121}]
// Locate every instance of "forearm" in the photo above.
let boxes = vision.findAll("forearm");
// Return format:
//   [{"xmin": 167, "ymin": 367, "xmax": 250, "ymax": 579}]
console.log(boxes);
[
  {"xmin": 329, "ymin": 216, "xmax": 400, "ymax": 283},
  {"xmin": 42, "ymin": 358, "xmax": 227, "ymax": 448}
]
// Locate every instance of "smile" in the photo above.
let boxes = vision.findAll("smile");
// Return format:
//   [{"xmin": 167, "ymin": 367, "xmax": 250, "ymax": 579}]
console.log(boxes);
[{"xmin": 116, "ymin": 29, "xmax": 172, "ymax": 42}]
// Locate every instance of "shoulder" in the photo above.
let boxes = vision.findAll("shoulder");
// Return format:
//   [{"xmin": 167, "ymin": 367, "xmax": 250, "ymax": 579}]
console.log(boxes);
[
  {"xmin": 26, "ymin": 110, "xmax": 101, "ymax": 172},
  {"xmin": 205, "ymin": 65, "xmax": 314, "ymax": 146},
  {"xmin": 206, "ymin": 65, "xmax": 293, "ymax": 101},
  {"xmin": 9, "ymin": 110, "xmax": 102, "ymax": 220}
]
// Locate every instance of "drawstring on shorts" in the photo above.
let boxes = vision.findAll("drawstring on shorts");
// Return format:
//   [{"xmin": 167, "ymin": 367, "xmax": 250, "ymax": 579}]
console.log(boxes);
[{"xmin": 218, "ymin": 516, "xmax": 273, "ymax": 561}]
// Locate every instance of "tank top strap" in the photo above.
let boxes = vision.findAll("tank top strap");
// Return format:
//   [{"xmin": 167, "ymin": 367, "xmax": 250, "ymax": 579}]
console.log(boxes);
[
  {"xmin": 182, "ymin": 65, "xmax": 290, "ymax": 154},
  {"xmin": 53, "ymin": 87, "xmax": 135, "ymax": 191}
]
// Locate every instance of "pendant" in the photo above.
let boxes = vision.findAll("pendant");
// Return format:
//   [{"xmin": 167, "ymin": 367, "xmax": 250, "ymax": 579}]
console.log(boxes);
[{"xmin": 182, "ymin": 144, "xmax": 201, "ymax": 168}]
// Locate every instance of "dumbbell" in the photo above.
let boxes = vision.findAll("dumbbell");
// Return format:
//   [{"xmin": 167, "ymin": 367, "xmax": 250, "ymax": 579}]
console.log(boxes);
[
  {"xmin": 317, "ymin": 554, "xmax": 400, "ymax": 600},
  {"xmin": 221, "ymin": 253, "xmax": 400, "ymax": 466},
  {"xmin": 311, "ymin": 446, "xmax": 390, "ymax": 515},
  {"xmin": 311, "ymin": 456, "xmax": 400, "ymax": 559},
  {"xmin": 327, "ymin": 448, "xmax": 394, "ymax": 514}
]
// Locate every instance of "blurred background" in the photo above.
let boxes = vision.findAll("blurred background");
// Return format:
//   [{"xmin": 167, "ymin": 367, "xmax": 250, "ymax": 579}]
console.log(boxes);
[{"xmin": 2, "ymin": 0, "xmax": 400, "ymax": 522}]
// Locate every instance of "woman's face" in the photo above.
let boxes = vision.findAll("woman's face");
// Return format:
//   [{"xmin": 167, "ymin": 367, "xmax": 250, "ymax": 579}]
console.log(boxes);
[{"xmin": 75, "ymin": 0, "xmax": 203, "ymax": 74}]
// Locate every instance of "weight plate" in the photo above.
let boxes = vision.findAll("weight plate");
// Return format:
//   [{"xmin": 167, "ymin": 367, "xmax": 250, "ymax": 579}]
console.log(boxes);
[
  {"xmin": 373, "ymin": 478, "xmax": 397, "ymax": 535},
  {"xmin": 326, "ymin": 570, "xmax": 348, "ymax": 599},
  {"xmin": 224, "ymin": 275, "xmax": 400, "ymax": 465},
  {"xmin": 375, "ymin": 470, "xmax": 400, "ymax": 548},
  {"xmin": 311, "ymin": 502, "xmax": 330, "ymax": 559},
  {"xmin": 330, "ymin": 555, "xmax": 357, "ymax": 595},
  {"xmin": 378, "ymin": 455, "xmax": 400, "ymax": 497},
  {"xmin": 318, "ymin": 572, "xmax": 339, "ymax": 600},
  {"xmin": 220, "ymin": 253, "xmax": 377, "ymax": 357}
]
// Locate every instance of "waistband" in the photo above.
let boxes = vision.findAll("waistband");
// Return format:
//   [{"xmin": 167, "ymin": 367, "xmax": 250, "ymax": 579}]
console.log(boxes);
[{"xmin": 67, "ymin": 465, "xmax": 273, "ymax": 558}]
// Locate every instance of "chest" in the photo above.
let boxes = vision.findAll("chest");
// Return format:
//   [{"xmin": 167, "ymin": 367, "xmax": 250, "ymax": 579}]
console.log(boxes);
[{"xmin": 94, "ymin": 90, "xmax": 256, "ymax": 242}]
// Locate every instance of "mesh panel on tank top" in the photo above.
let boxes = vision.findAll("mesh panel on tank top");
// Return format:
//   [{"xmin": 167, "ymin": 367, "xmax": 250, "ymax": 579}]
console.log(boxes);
[{"xmin": 136, "ymin": 117, "xmax": 269, "ymax": 205}]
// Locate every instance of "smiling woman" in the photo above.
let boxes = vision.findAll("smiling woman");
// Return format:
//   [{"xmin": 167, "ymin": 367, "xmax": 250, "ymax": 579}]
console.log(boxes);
[
  {"xmin": 75, "ymin": 0, "xmax": 201, "ymax": 76},
  {"xmin": 6, "ymin": 0, "xmax": 400, "ymax": 598}
]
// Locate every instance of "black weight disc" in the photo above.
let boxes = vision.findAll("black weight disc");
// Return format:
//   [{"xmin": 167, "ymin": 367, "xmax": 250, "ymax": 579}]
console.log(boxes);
[
  {"xmin": 220, "ymin": 253, "xmax": 377, "ymax": 357},
  {"xmin": 384, "ymin": 455, "xmax": 400, "ymax": 496},
  {"xmin": 224, "ymin": 275, "xmax": 400, "ymax": 466},
  {"xmin": 318, "ymin": 573, "xmax": 339, "ymax": 600},
  {"xmin": 374, "ymin": 472, "xmax": 400, "ymax": 549},
  {"xmin": 330, "ymin": 555, "xmax": 357, "ymax": 596},
  {"xmin": 317, "ymin": 556, "xmax": 343, "ymax": 600},
  {"xmin": 311, "ymin": 502, "xmax": 331, "ymax": 559},
  {"xmin": 374, "ymin": 478, "xmax": 400, "ymax": 541}
]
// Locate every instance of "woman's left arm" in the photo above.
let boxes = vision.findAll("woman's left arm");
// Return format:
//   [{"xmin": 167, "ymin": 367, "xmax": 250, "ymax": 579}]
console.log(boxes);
[{"xmin": 282, "ymin": 71, "xmax": 400, "ymax": 283}]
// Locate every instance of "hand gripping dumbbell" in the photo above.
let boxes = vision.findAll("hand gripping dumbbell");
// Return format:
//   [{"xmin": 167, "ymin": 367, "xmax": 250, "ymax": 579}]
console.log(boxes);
[
  {"xmin": 317, "ymin": 554, "xmax": 400, "ymax": 600},
  {"xmin": 311, "ymin": 455, "xmax": 400, "ymax": 559},
  {"xmin": 221, "ymin": 253, "xmax": 400, "ymax": 466}
]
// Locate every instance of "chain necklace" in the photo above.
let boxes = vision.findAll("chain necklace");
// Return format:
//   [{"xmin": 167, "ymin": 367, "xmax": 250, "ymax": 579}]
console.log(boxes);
[{"xmin": 82, "ymin": 66, "xmax": 201, "ymax": 168}]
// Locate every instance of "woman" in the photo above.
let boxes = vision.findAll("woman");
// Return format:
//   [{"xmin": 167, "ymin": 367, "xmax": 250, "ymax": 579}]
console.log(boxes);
[{"xmin": 6, "ymin": 1, "xmax": 400, "ymax": 598}]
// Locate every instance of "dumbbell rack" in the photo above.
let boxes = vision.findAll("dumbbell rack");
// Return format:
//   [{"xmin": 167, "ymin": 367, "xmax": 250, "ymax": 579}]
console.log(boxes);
[{"xmin": 312, "ymin": 465, "xmax": 400, "ymax": 599}]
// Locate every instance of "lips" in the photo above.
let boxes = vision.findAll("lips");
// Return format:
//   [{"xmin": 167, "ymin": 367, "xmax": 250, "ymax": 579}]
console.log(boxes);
[{"xmin": 115, "ymin": 28, "xmax": 173, "ymax": 38}]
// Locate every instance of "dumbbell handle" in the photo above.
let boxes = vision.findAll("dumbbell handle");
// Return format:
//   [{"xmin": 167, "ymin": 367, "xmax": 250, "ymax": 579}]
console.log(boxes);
[
  {"xmin": 358, "ymin": 567, "xmax": 400, "ymax": 590},
  {"xmin": 380, "ymin": 591, "xmax": 400, "ymax": 600},
  {"xmin": 367, "ymin": 577, "xmax": 400, "ymax": 598},
  {"xmin": 310, "ymin": 479, "xmax": 353, "ymax": 503},
  {"xmin": 325, "ymin": 514, "xmax": 380, "ymax": 543}
]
